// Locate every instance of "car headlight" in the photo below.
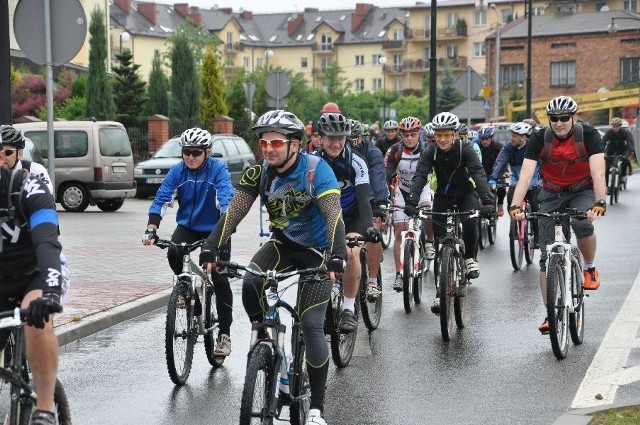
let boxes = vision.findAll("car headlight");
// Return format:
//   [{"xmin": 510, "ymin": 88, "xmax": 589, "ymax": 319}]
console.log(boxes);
[{"xmin": 134, "ymin": 167, "xmax": 143, "ymax": 175}]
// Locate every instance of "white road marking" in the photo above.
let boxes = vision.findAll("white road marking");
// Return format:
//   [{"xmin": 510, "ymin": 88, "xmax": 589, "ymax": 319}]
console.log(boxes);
[{"xmin": 571, "ymin": 271, "xmax": 640, "ymax": 408}]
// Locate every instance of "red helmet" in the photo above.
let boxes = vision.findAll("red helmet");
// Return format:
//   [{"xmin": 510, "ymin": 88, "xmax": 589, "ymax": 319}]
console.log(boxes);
[
  {"xmin": 321, "ymin": 102, "xmax": 341, "ymax": 113},
  {"xmin": 399, "ymin": 116, "xmax": 421, "ymax": 133}
]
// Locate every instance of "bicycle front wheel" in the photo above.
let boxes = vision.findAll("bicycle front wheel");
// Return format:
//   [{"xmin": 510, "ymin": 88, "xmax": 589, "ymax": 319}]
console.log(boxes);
[
  {"xmin": 18, "ymin": 379, "xmax": 71, "ymax": 425},
  {"xmin": 569, "ymin": 249, "xmax": 585, "ymax": 345},
  {"xmin": 609, "ymin": 168, "xmax": 618, "ymax": 205},
  {"xmin": 165, "ymin": 282, "xmax": 196, "ymax": 384},
  {"xmin": 239, "ymin": 344, "xmax": 275, "ymax": 425},
  {"xmin": 509, "ymin": 220, "xmax": 524, "ymax": 270},
  {"xmin": 203, "ymin": 283, "xmax": 224, "ymax": 368},
  {"xmin": 402, "ymin": 239, "xmax": 415, "ymax": 313},
  {"xmin": 360, "ymin": 266, "xmax": 382, "ymax": 331},
  {"xmin": 478, "ymin": 218, "xmax": 488, "ymax": 249},
  {"xmin": 524, "ymin": 219, "xmax": 536, "ymax": 265},
  {"xmin": 380, "ymin": 219, "xmax": 393, "ymax": 249},
  {"xmin": 289, "ymin": 326, "xmax": 310, "ymax": 425},
  {"xmin": 547, "ymin": 254, "xmax": 569, "ymax": 359},
  {"xmin": 488, "ymin": 217, "xmax": 497, "ymax": 245},
  {"xmin": 329, "ymin": 281, "xmax": 357, "ymax": 368},
  {"xmin": 438, "ymin": 246, "xmax": 456, "ymax": 342}
]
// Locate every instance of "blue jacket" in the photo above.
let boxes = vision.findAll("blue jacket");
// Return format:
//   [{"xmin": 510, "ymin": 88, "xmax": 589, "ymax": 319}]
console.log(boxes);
[
  {"xmin": 355, "ymin": 140, "xmax": 389, "ymax": 205},
  {"xmin": 489, "ymin": 142, "xmax": 541, "ymax": 189},
  {"xmin": 148, "ymin": 157, "xmax": 234, "ymax": 233}
]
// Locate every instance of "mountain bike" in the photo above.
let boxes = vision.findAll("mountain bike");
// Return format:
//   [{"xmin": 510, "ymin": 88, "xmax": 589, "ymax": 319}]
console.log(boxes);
[
  {"xmin": 155, "ymin": 239, "xmax": 222, "ymax": 385},
  {"xmin": 398, "ymin": 206, "xmax": 432, "ymax": 313},
  {"xmin": 430, "ymin": 209, "xmax": 479, "ymax": 342},
  {"xmin": 606, "ymin": 154, "xmax": 625, "ymax": 205},
  {"xmin": 217, "ymin": 261, "xmax": 325, "ymax": 425},
  {"xmin": 478, "ymin": 180, "xmax": 505, "ymax": 249},
  {"xmin": 0, "ymin": 308, "xmax": 72, "ymax": 425},
  {"xmin": 527, "ymin": 209, "xmax": 587, "ymax": 360},
  {"xmin": 509, "ymin": 200, "xmax": 536, "ymax": 270},
  {"xmin": 380, "ymin": 198, "xmax": 395, "ymax": 249}
]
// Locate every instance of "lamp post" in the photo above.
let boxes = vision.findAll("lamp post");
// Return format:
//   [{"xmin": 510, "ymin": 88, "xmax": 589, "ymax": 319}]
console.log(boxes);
[
  {"xmin": 119, "ymin": 31, "xmax": 130, "ymax": 54},
  {"xmin": 265, "ymin": 48, "xmax": 273, "ymax": 68},
  {"xmin": 379, "ymin": 56, "xmax": 387, "ymax": 121},
  {"xmin": 525, "ymin": 0, "xmax": 533, "ymax": 118},
  {"xmin": 490, "ymin": 4, "xmax": 501, "ymax": 119}
]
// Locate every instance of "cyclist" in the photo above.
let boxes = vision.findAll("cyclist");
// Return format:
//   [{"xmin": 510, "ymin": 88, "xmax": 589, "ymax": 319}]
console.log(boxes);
[
  {"xmin": 306, "ymin": 120, "xmax": 322, "ymax": 153},
  {"xmin": 200, "ymin": 110, "xmax": 346, "ymax": 425},
  {"xmin": 316, "ymin": 112, "xmax": 374, "ymax": 332},
  {"xmin": 478, "ymin": 126, "xmax": 506, "ymax": 216},
  {"xmin": 508, "ymin": 95, "xmax": 606, "ymax": 334},
  {"xmin": 0, "ymin": 145, "xmax": 64, "ymax": 425},
  {"xmin": 424, "ymin": 122, "xmax": 435, "ymax": 144},
  {"xmin": 385, "ymin": 116, "xmax": 434, "ymax": 291},
  {"xmin": 602, "ymin": 117, "xmax": 635, "ymax": 185},
  {"xmin": 458, "ymin": 123, "xmax": 482, "ymax": 161},
  {"xmin": 349, "ymin": 119, "xmax": 388, "ymax": 299},
  {"xmin": 489, "ymin": 122, "xmax": 541, "ymax": 248},
  {"xmin": 405, "ymin": 112, "xmax": 495, "ymax": 313},
  {"xmin": 142, "ymin": 127, "xmax": 235, "ymax": 357},
  {"xmin": 376, "ymin": 120, "xmax": 402, "ymax": 157}
]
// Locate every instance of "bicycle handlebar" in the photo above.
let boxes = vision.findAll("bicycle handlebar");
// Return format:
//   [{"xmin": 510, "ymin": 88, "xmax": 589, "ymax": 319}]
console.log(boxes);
[
  {"xmin": 428, "ymin": 209, "xmax": 480, "ymax": 219},
  {"xmin": 0, "ymin": 308, "xmax": 28, "ymax": 329},
  {"xmin": 526, "ymin": 209, "xmax": 588, "ymax": 221},
  {"xmin": 216, "ymin": 261, "xmax": 326, "ymax": 283},
  {"xmin": 155, "ymin": 239, "xmax": 205, "ymax": 253}
]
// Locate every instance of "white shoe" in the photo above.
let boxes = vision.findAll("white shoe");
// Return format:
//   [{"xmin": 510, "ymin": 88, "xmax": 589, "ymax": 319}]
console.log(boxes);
[
  {"xmin": 306, "ymin": 408, "xmax": 327, "ymax": 425},
  {"xmin": 392, "ymin": 273, "xmax": 403, "ymax": 291},
  {"xmin": 366, "ymin": 283, "xmax": 381, "ymax": 299},
  {"xmin": 425, "ymin": 243, "xmax": 436, "ymax": 260},
  {"xmin": 214, "ymin": 334, "xmax": 231, "ymax": 357},
  {"xmin": 465, "ymin": 258, "xmax": 479, "ymax": 279}
]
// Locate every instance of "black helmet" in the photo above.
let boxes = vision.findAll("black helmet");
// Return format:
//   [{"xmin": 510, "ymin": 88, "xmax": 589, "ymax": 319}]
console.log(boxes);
[
  {"xmin": 318, "ymin": 113, "xmax": 351, "ymax": 137},
  {"xmin": 0, "ymin": 125, "xmax": 25, "ymax": 149},
  {"xmin": 253, "ymin": 110, "xmax": 305, "ymax": 140},
  {"xmin": 349, "ymin": 119, "xmax": 362, "ymax": 138}
]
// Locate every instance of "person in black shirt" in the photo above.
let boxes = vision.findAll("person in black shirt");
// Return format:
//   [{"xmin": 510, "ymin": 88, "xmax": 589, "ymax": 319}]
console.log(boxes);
[
  {"xmin": 603, "ymin": 117, "xmax": 635, "ymax": 184},
  {"xmin": 478, "ymin": 126, "xmax": 505, "ymax": 216}
]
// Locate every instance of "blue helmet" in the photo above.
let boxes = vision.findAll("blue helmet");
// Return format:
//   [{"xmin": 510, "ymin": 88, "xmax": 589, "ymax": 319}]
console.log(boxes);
[{"xmin": 478, "ymin": 126, "xmax": 494, "ymax": 138}]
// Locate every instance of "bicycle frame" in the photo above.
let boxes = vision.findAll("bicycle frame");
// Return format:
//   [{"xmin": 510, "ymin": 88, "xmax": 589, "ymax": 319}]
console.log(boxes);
[
  {"xmin": 546, "ymin": 219, "xmax": 582, "ymax": 317},
  {"xmin": 432, "ymin": 209, "xmax": 479, "ymax": 288},
  {"xmin": 399, "ymin": 209, "xmax": 429, "ymax": 280}
]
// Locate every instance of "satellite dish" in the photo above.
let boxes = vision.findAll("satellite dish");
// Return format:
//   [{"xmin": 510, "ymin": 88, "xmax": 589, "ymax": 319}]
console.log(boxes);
[{"xmin": 597, "ymin": 87, "xmax": 609, "ymax": 101}]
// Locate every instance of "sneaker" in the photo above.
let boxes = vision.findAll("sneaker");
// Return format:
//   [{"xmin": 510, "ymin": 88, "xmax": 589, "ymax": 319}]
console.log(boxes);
[
  {"xmin": 339, "ymin": 309, "xmax": 358, "ymax": 333},
  {"xmin": 497, "ymin": 204, "xmax": 504, "ymax": 217},
  {"xmin": 430, "ymin": 297, "xmax": 440, "ymax": 315},
  {"xmin": 214, "ymin": 334, "xmax": 232, "ymax": 357},
  {"xmin": 366, "ymin": 283, "xmax": 381, "ymax": 300},
  {"xmin": 392, "ymin": 272, "xmax": 403, "ymax": 292},
  {"xmin": 465, "ymin": 258, "xmax": 479, "ymax": 279},
  {"xmin": 425, "ymin": 243, "xmax": 436, "ymax": 260},
  {"xmin": 306, "ymin": 409, "xmax": 327, "ymax": 425},
  {"xmin": 30, "ymin": 410, "xmax": 55, "ymax": 425},
  {"xmin": 583, "ymin": 267, "xmax": 601, "ymax": 290},
  {"xmin": 538, "ymin": 318, "xmax": 550, "ymax": 335}
]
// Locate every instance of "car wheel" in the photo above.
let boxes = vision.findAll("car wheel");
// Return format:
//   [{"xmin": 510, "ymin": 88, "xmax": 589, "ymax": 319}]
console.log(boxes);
[
  {"xmin": 96, "ymin": 199, "xmax": 125, "ymax": 212},
  {"xmin": 60, "ymin": 183, "xmax": 90, "ymax": 212}
]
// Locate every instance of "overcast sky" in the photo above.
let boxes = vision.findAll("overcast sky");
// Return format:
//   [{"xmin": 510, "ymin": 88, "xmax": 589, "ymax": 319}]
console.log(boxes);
[{"xmin": 154, "ymin": 0, "xmax": 418, "ymax": 14}]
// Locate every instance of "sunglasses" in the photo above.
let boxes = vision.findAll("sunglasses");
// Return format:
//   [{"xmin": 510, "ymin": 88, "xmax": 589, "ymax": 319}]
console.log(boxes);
[
  {"xmin": 2, "ymin": 149, "xmax": 16, "ymax": 156},
  {"xmin": 549, "ymin": 115, "xmax": 572, "ymax": 123},
  {"xmin": 401, "ymin": 132, "xmax": 419, "ymax": 138},
  {"xmin": 259, "ymin": 138, "xmax": 289, "ymax": 149},
  {"xmin": 182, "ymin": 149, "xmax": 205, "ymax": 158}
]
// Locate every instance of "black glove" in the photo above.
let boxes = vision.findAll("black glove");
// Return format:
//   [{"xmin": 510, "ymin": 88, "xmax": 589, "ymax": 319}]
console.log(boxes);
[
  {"xmin": 144, "ymin": 227, "xmax": 158, "ymax": 242},
  {"xmin": 366, "ymin": 226, "xmax": 381, "ymax": 243},
  {"xmin": 326, "ymin": 255, "xmax": 346, "ymax": 273},
  {"xmin": 480, "ymin": 204, "xmax": 495, "ymax": 218},
  {"xmin": 404, "ymin": 202, "xmax": 418, "ymax": 217},
  {"xmin": 26, "ymin": 293, "xmax": 62, "ymax": 329},
  {"xmin": 199, "ymin": 249, "xmax": 218, "ymax": 267},
  {"xmin": 372, "ymin": 203, "xmax": 387, "ymax": 219}
]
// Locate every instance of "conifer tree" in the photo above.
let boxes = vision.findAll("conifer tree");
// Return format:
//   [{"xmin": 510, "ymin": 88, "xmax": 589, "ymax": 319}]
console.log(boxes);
[
  {"xmin": 146, "ymin": 51, "xmax": 169, "ymax": 117},
  {"xmin": 169, "ymin": 32, "xmax": 200, "ymax": 129},
  {"xmin": 86, "ymin": 7, "xmax": 116, "ymax": 120},
  {"xmin": 113, "ymin": 49, "xmax": 147, "ymax": 128},
  {"xmin": 200, "ymin": 47, "xmax": 228, "ymax": 125}
]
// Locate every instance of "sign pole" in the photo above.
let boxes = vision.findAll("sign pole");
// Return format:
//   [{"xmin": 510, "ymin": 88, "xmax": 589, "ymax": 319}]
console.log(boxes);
[{"xmin": 44, "ymin": 0, "xmax": 56, "ymax": 187}]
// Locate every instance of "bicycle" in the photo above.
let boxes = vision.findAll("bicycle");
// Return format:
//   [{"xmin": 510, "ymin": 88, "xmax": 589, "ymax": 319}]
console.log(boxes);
[
  {"xmin": 478, "ymin": 180, "xmax": 505, "ymax": 249},
  {"xmin": 155, "ymin": 239, "xmax": 222, "ymax": 385},
  {"xmin": 0, "ymin": 308, "xmax": 72, "ymax": 425},
  {"xmin": 379, "ymin": 204, "xmax": 394, "ymax": 249},
  {"xmin": 606, "ymin": 154, "xmax": 625, "ymax": 205},
  {"xmin": 509, "ymin": 199, "xmax": 536, "ymax": 270},
  {"xmin": 430, "ymin": 209, "xmax": 479, "ymax": 342},
  {"xmin": 527, "ymin": 209, "xmax": 587, "ymax": 360},
  {"xmin": 353, "ymin": 234, "xmax": 383, "ymax": 331},
  {"xmin": 217, "ymin": 261, "xmax": 325, "ymax": 425}
]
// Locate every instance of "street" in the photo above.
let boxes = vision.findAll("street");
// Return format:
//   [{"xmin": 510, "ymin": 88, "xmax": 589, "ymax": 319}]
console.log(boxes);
[{"xmin": 56, "ymin": 181, "xmax": 640, "ymax": 425}]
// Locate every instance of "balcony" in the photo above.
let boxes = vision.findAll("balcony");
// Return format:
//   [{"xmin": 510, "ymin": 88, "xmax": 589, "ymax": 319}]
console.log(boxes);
[
  {"xmin": 406, "ymin": 58, "xmax": 430, "ymax": 73},
  {"xmin": 224, "ymin": 65, "xmax": 243, "ymax": 78},
  {"xmin": 437, "ymin": 56, "xmax": 467, "ymax": 70},
  {"xmin": 312, "ymin": 67, "xmax": 327, "ymax": 77},
  {"xmin": 437, "ymin": 26, "xmax": 467, "ymax": 40},
  {"xmin": 382, "ymin": 40, "xmax": 406, "ymax": 51},
  {"xmin": 383, "ymin": 64, "xmax": 405, "ymax": 75},
  {"xmin": 224, "ymin": 42, "xmax": 244, "ymax": 53},
  {"xmin": 311, "ymin": 44, "xmax": 335, "ymax": 54},
  {"xmin": 408, "ymin": 27, "xmax": 431, "ymax": 40}
]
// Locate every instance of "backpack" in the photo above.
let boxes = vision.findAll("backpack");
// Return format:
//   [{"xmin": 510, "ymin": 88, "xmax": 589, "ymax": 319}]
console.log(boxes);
[
  {"xmin": 0, "ymin": 169, "xmax": 29, "ymax": 251},
  {"xmin": 259, "ymin": 153, "xmax": 321, "ymax": 204},
  {"xmin": 541, "ymin": 124, "xmax": 588, "ymax": 163}
]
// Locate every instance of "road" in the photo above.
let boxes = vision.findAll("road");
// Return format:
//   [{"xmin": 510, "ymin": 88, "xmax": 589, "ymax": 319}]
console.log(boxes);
[{"xmin": 56, "ymin": 181, "xmax": 640, "ymax": 425}]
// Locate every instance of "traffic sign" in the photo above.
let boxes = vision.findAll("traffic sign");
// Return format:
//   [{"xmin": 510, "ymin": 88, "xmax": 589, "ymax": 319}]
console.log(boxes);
[
  {"xmin": 454, "ymin": 67, "xmax": 485, "ymax": 99},
  {"xmin": 482, "ymin": 99, "xmax": 491, "ymax": 110}
]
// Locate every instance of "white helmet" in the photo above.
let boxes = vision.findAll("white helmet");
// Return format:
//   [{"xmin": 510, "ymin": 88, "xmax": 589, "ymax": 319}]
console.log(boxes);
[
  {"xmin": 180, "ymin": 127, "xmax": 212, "ymax": 149},
  {"xmin": 431, "ymin": 112, "xmax": 460, "ymax": 130},
  {"xmin": 546, "ymin": 95, "xmax": 578, "ymax": 115},
  {"xmin": 383, "ymin": 120, "xmax": 399, "ymax": 130},
  {"xmin": 253, "ymin": 110, "xmax": 305, "ymax": 140},
  {"xmin": 423, "ymin": 123, "xmax": 434, "ymax": 137},
  {"xmin": 510, "ymin": 122, "xmax": 531, "ymax": 135}
]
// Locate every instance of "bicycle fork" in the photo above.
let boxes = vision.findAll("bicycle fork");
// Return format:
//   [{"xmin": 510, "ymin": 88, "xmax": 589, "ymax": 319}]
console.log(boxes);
[{"xmin": 550, "ymin": 225, "xmax": 576, "ymax": 316}]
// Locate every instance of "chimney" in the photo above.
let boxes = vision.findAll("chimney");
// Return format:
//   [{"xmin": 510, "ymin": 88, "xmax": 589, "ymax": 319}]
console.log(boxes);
[
  {"xmin": 304, "ymin": 8, "xmax": 319, "ymax": 12},
  {"xmin": 242, "ymin": 10, "xmax": 253, "ymax": 20},
  {"xmin": 174, "ymin": 3, "xmax": 189, "ymax": 17},
  {"xmin": 355, "ymin": 3, "xmax": 374, "ymax": 16},
  {"xmin": 115, "ymin": 0, "xmax": 131, "ymax": 15},
  {"xmin": 288, "ymin": 13, "xmax": 304, "ymax": 36},
  {"xmin": 137, "ymin": 2, "xmax": 157, "ymax": 25},
  {"xmin": 352, "ymin": 3, "xmax": 374, "ymax": 32},
  {"xmin": 189, "ymin": 6, "xmax": 201, "ymax": 27}
]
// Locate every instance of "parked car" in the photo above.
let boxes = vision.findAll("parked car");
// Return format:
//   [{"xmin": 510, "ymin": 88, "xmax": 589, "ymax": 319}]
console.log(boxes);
[
  {"xmin": 134, "ymin": 134, "xmax": 256, "ymax": 198},
  {"xmin": 22, "ymin": 137, "xmax": 44, "ymax": 165}
]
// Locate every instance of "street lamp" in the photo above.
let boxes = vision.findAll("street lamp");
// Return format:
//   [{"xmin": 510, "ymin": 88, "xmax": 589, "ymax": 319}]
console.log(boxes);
[
  {"xmin": 119, "ymin": 31, "xmax": 130, "ymax": 54},
  {"xmin": 265, "ymin": 48, "xmax": 273, "ymax": 68},
  {"xmin": 379, "ymin": 56, "xmax": 387, "ymax": 121},
  {"xmin": 525, "ymin": 0, "xmax": 533, "ymax": 118},
  {"xmin": 490, "ymin": 4, "xmax": 501, "ymax": 119}
]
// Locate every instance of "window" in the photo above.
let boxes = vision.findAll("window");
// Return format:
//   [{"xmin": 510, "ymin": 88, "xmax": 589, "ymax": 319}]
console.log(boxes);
[
  {"xmin": 474, "ymin": 10, "xmax": 487, "ymax": 26},
  {"xmin": 321, "ymin": 33, "xmax": 332, "ymax": 50},
  {"xmin": 210, "ymin": 140, "xmax": 225, "ymax": 157},
  {"xmin": 423, "ymin": 46, "xmax": 430, "ymax": 61},
  {"xmin": 393, "ymin": 54, "xmax": 402, "ymax": 71},
  {"xmin": 473, "ymin": 42, "xmax": 485, "ymax": 58},
  {"xmin": 551, "ymin": 43, "xmax": 576, "ymax": 49},
  {"xmin": 393, "ymin": 77, "xmax": 402, "ymax": 92},
  {"xmin": 226, "ymin": 32, "xmax": 232, "ymax": 45},
  {"xmin": 424, "ymin": 13, "xmax": 431, "ymax": 33},
  {"xmin": 27, "ymin": 131, "xmax": 89, "ymax": 159},
  {"xmin": 321, "ymin": 57, "xmax": 331, "ymax": 72},
  {"xmin": 355, "ymin": 78, "xmax": 365, "ymax": 92},
  {"xmin": 501, "ymin": 9, "xmax": 512, "ymax": 23},
  {"xmin": 533, "ymin": 7, "xmax": 545, "ymax": 15},
  {"xmin": 446, "ymin": 44, "xmax": 458, "ymax": 58},
  {"xmin": 372, "ymin": 78, "xmax": 382, "ymax": 91},
  {"xmin": 500, "ymin": 64, "xmax": 524, "ymax": 88},
  {"xmin": 393, "ymin": 29, "xmax": 403, "ymax": 40},
  {"xmin": 624, "ymin": 0, "xmax": 637, "ymax": 11},
  {"xmin": 550, "ymin": 61, "xmax": 576, "ymax": 87},
  {"xmin": 243, "ymin": 57, "xmax": 250, "ymax": 70},
  {"xmin": 221, "ymin": 138, "xmax": 239, "ymax": 156},
  {"xmin": 355, "ymin": 55, "xmax": 365, "ymax": 66},
  {"xmin": 234, "ymin": 139, "xmax": 252, "ymax": 156},
  {"xmin": 257, "ymin": 58, "xmax": 263, "ymax": 67},
  {"xmin": 372, "ymin": 54, "xmax": 381, "ymax": 65},
  {"xmin": 301, "ymin": 57, "xmax": 308, "ymax": 68},
  {"xmin": 621, "ymin": 57, "xmax": 640, "ymax": 83},
  {"xmin": 446, "ymin": 13, "xmax": 458, "ymax": 27}
]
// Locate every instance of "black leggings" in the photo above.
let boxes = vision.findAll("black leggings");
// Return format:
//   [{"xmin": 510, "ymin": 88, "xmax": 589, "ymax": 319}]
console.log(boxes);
[
  {"xmin": 432, "ymin": 191, "xmax": 480, "ymax": 259},
  {"xmin": 169, "ymin": 225, "xmax": 233, "ymax": 336},
  {"xmin": 242, "ymin": 240, "xmax": 330, "ymax": 412}
]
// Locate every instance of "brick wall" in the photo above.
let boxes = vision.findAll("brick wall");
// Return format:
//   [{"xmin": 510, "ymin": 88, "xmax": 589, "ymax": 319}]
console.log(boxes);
[
  {"xmin": 213, "ymin": 115, "xmax": 234, "ymax": 134},
  {"xmin": 147, "ymin": 114, "xmax": 169, "ymax": 153}
]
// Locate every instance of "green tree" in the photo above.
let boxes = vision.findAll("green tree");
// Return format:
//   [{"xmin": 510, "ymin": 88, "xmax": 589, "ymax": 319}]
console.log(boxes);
[
  {"xmin": 200, "ymin": 47, "xmax": 228, "ymax": 125},
  {"xmin": 436, "ymin": 67, "xmax": 464, "ymax": 114},
  {"xmin": 72, "ymin": 74, "xmax": 88, "ymax": 98},
  {"xmin": 146, "ymin": 50, "xmax": 169, "ymax": 116},
  {"xmin": 166, "ymin": 19, "xmax": 218, "ymax": 65},
  {"xmin": 323, "ymin": 61, "xmax": 349, "ymax": 105},
  {"xmin": 169, "ymin": 32, "xmax": 200, "ymax": 131},
  {"xmin": 85, "ymin": 7, "xmax": 116, "ymax": 120},
  {"xmin": 390, "ymin": 95, "xmax": 429, "ymax": 123},
  {"xmin": 55, "ymin": 97, "xmax": 87, "ymax": 120},
  {"xmin": 225, "ymin": 69, "xmax": 250, "ymax": 140},
  {"xmin": 113, "ymin": 49, "xmax": 147, "ymax": 128}
]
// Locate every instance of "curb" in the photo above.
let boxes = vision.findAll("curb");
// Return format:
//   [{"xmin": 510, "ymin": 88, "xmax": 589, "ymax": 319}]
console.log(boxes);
[
  {"xmin": 55, "ymin": 288, "xmax": 172, "ymax": 347},
  {"xmin": 553, "ymin": 401, "xmax": 640, "ymax": 425}
]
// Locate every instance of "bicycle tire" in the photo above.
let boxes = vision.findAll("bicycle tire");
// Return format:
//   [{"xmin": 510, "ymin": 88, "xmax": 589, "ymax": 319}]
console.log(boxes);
[
  {"xmin": 380, "ymin": 219, "xmax": 393, "ymax": 249},
  {"xmin": 402, "ymin": 239, "xmax": 415, "ymax": 313},
  {"xmin": 569, "ymin": 250, "xmax": 585, "ymax": 345},
  {"xmin": 360, "ymin": 266, "xmax": 382, "ymax": 331},
  {"xmin": 453, "ymin": 255, "xmax": 466, "ymax": 329},
  {"xmin": 239, "ymin": 343, "xmax": 275, "ymax": 425},
  {"xmin": 289, "ymin": 326, "xmax": 310, "ymax": 425},
  {"xmin": 524, "ymin": 219, "xmax": 536, "ymax": 265},
  {"xmin": 203, "ymin": 283, "xmax": 224, "ymax": 368},
  {"xmin": 609, "ymin": 168, "xmax": 618, "ymax": 205},
  {"xmin": 329, "ymin": 281, "xmax": 357, "ymax": 368},
  {"xmin": 509, "ymin": 220, "xmax": 524, "ymax": 271},
  {"xmin": 546, "ymin": 254, "xmax": 569, "ymax": 359},
  {"xmin": 438, "ymin": 246, "xmax": 456, "ymax": 342},
  {"xmin": 165, "ymin": 282, "xmax": 195, "ymax": 385},
  {"xmin": 16, "ymin": 380, "xmax": 71, "ymax": 425},
  {"xmin": 478, "ymin": 219, "xmax": 488, "ymax": 249},
  {"xmin": 488, "ymin": 217, "xmax": 497, "ymax": 245},
  {"xmin": 413, "ymin": 253, "xmax": 423, "ymax": 306}
]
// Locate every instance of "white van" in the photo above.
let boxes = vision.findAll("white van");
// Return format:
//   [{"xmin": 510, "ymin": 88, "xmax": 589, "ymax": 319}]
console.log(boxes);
[{"xmin": 15, "ymin": 120, "xmax": 137, "ymax": 212}]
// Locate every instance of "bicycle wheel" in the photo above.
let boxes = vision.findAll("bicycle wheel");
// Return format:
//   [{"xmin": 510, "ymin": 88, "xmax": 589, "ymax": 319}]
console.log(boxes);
[
  {"xmin": 609, "ymin": 168, "xmax": 618, "ymax": 205},
  {"xmin": 488, "ymin": 217, "xmax": 497, "ymax": 245},
  {"xmin": 329, "ymin": 281, "xmax": 357, "ymax": 368},
  {"xmin": 524, "ymin": 219, "xmax": 536, "ymax": 265},
  {"xmin": 380, "ymin": 218, "xmax": 393, "ymax": 249},
  {"xmin": 478, "ymin": 219, "xmax": 488, "ymax": 249},
  {"xmin": 438, "ymin": 246, "xmax": 456, "ymax": 342},
  {"xmin": 165, "ymin": 282, "xmax": 196, "ymax": 385},
  {"xmin": 17, "ymin": 379, "xmax": 71, "ymax": 425},
  {"xmin": 289, "ymin": 326, "xmax": 310, "ymax": 425},
  {"xmin": 402, "ymin": 239, "xmax": 415, "ymax": 313},
  {"xmin": 413, "ymin": 253, "xmax": 423, "ymax": 306},
  {"xmin": 203, "ymin": 283, "xmax": 224, "ymax": 368},
  {"xmin": 239, "ymin": 343, "xmax": 275, "ymax": 425},
  {"xmin": 569, "ymin": 250, "xmax": 585, "ymax": 345},
  {"xmin": 453, "ymin": 255, "xmax": 466, "ymax": 329},
  {"xmin": 360, "ymin": 265, "xmax": 382, "ymax": 331},
  {"xmin": 546, "ymin": 254, "xmax": 569, "ymax": 359},
  {"xmin": 509, "ymin": 220, "xmax": 524, "ymax": 271}
]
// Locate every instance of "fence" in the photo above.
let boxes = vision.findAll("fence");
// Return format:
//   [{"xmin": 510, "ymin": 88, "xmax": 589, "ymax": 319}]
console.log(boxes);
[{"xmin": 127, "ymin": 126, "xmax": 149, "ymax": 162}]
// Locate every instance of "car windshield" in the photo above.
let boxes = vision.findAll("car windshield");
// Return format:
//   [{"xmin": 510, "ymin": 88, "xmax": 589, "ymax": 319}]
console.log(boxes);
[{"xmin": 153, "ymin": 139, "xmax": 181, "ymax": 158}]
